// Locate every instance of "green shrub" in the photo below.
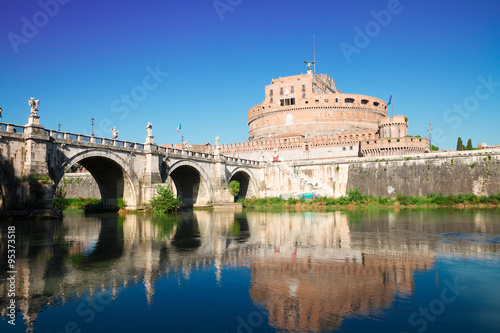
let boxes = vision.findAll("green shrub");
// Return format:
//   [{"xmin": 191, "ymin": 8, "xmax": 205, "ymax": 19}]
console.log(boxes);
[
  {"xmin": 149, "ymin": 186, "xmax": 181, "ymax": 214},
  {"xmin": 117, "ymin": 197, "xmax": 126, "ymax": 210},
  {"xmin": 228, "ymin": 180, "xmax": 240, "ymax": 197},
  {"xmin": 348, "ymin": 188, "xmax": 365, "ymax": 203},
  {"xmin": 53, "ymin": 184, "xmax": 70, "ymax": 210},
  {"xmin": 336, "ymin": 196, "xmax": 351, "ymax": 205}
]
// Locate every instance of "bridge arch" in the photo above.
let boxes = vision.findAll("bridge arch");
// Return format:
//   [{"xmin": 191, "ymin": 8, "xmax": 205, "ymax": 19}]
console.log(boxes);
[
  {"xmin": 55, "ymin": 150, "xmax": 140, "ymax": 210},
  {"xmin": 228, "ymin": 167, "xmax": 259, "ymax": 200},
  {"xmin": 165, "ymin": 160, "xmax": 213, "ymax": 208}
]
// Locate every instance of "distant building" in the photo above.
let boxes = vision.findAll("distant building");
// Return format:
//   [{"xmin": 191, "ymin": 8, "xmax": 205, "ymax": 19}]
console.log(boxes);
[{"xmin": 478, "ymin": 143, "xmax": 500, "ymax": 149}]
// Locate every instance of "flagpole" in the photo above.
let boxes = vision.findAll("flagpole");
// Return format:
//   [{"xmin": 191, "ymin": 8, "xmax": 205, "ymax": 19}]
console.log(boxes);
[
  {"xmin": 391, "ymin": 92, "xmax": 393, "ymax": 118},
  {"xmin": 313, "ymin": 34, "xmax": 316, "ymax": 75}
]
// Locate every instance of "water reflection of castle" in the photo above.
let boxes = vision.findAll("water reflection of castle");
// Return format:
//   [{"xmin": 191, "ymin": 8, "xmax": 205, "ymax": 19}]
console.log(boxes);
[{"xmin": 1, "ymin": 211, "xmax": 498, "ymax": 332}]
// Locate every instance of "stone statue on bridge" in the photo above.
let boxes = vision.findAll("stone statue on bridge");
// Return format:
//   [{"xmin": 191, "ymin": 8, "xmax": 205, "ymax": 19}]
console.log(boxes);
[
  {"xmin": 146, "ymin": 122, "xmax": 153, "ymax": 137},
  {"xmin": 215, "ymin": 135, "xmax": 219, "ymax": 147},
  {"xmin": 28, "ymin": 97, "xmax": 39, "ymax": 116},
  {"xmin": 112, "ymin": 127, "xmax": 118, "ymax": 140}
]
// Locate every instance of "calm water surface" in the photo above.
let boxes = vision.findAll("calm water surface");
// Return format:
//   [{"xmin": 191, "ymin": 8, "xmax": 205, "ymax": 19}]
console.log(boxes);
[{"xmin": 1, "ymin": 209, "xmax": 499, "ymax": 333}]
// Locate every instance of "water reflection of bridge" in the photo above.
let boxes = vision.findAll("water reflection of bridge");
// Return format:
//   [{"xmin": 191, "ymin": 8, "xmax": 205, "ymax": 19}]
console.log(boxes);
[{"xmin": 1, "ymin": 210, "xmax": 498, "ymax": 332}]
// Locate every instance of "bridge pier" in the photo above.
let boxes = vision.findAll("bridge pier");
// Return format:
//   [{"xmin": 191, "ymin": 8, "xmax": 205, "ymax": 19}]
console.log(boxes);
[
  {"xmin": 21, "ymin": 116, "xmax": 55, "ymax": 210},
  {"xmin": 213, "ymin": 155, "xmax": 234, "ymax": 205}
]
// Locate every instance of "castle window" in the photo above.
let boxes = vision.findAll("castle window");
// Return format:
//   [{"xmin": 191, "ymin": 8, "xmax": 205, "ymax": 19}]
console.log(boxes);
[
  {"xmin": 345, "ymin": 98, "xmax": 355, "ymax": 103},
  {"xmin": 336, "ymin": 98, "xmax": 338, "ymax": 102},
  {"xmin": 291, "ymin": 86, "xmax": 294, "ymax": 93},
  {"xmin": 302, "ymin": 93, "xmax": 306, "ymax": 98},
  {"xmin": 350, "ymin": 146, "xmax": 353, "ymax": 150},
  {"xmin": 270, "ymin": 89, "xmax": 273, "ymax": 96},
  {"xmin": 280, "ymin": 88, "xmax": 283, "ymax": 95},
  {"xmin": 315, "ymin": 100, "xmax": 319, "ymax": 103},
  {"xmin": 325, "ymin": 99, "xmax": 329, "ymax": 102},
  {"xmin": 302, "ymin": 85, "xmax": 306, "ymax": 92},
  {"xmin": 361, "ymin": 99, "xmax": 369, "ymax": 104},
  {"xmin": 280, "ymin": 98, "xmax": 296, "ymax": 106},
  {"xmin": 305, "ymin": 101, "xmax": 309, "ymax": 104},
  {"xmin": 270, "ymin": 98, "xmax": 273, "ymax": 103},
  {"xmin": 374, "ymin": 102, "xmax": 380, "ymax": 106},
  {"xmin": 343, "ymin": 147, "xmax": 346, "ymax": 151}
]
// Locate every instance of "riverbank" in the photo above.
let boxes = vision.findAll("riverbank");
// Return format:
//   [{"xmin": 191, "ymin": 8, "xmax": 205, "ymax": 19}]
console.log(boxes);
[{"xmin": 238, "ymin": 190, "xmax": 500, "ymax": 211}]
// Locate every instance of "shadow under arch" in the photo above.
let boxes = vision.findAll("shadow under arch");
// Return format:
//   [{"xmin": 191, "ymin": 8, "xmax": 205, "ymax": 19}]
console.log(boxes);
[
  {"xmin": 228, "ymin": 168, "xmax": 258, "ymax": 201},
  {"xmin": 0, "ymin": 158, "xmax": 20, "ymax": 212},
  {"xmin": 165, "ymin": 160, "xmax": 213, "ymax": 208},
  {"xmin": 55, "ymin": 150, "xmax": 140, "ymax": 210}
]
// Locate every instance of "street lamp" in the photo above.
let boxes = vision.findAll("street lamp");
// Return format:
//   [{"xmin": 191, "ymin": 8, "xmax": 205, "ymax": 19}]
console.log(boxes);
[{"xmin": 91, "ymin": 118, "xmax": 94, "ymax": 136}]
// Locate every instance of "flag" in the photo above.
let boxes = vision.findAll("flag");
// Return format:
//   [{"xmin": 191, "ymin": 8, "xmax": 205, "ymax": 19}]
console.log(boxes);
[
  {"xmin": 177, "ymin": 123, "xmax": 181, "ymax": 133},
  {"xmin": 387, "ymin": 94, "xmax": 392, "ymax": 106}
]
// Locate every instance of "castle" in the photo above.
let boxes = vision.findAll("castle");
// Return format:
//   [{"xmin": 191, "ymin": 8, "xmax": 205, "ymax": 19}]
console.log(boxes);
[{"xmin": 166, "ymin": 67, "xmax": 429, "ymax": 161}]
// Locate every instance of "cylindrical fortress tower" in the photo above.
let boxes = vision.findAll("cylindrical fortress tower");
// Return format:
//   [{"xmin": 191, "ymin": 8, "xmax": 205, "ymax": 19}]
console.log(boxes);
[
  {"xmin": 378, "ymin": 115, "xmax": 408, "ymax": 138},
  {"xmin": 247, "ymin": 73, "xmax": 389, "ymax": 141}
]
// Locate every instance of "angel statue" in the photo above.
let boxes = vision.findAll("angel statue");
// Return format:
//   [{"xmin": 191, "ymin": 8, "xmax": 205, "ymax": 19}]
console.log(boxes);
[
  {"xmin": 146, "ymin": 122, "xmax": 153, "ymax": 137},
  {"xmin": 28, "ymin": 97, "xmax": 40, "ymax": 115},
  {"xmin": 215, "ymin": 135, "xmax": 220, "ymax": 147},
  {"xmin": 111, "ymin": 127, "xmax": 118, "ymax": 140},
  {"xmin": 304, "ymin": 60, "xmax": 315, "ymax": 72}
]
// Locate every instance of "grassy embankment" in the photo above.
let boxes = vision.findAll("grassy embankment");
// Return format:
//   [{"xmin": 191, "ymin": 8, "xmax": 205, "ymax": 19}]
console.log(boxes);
[
  {"xmin": 238, "ymin": 189, "xmax": 500, "ymax": 211},
  {"xmin": 57, "ymin": 198, "xmax": 102, "ymax": 210}
]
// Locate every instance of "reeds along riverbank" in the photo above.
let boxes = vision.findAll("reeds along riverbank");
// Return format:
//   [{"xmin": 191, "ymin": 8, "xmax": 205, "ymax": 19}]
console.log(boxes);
[{"xmin": 238, "ymin": 190, "xmax": 500, "ymax": 210}]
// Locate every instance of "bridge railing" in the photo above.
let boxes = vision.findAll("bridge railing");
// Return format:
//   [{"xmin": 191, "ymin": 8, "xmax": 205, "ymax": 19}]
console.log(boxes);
[
  {"xmin": 221, "ymin": 155, "xmax": 261, "ymax": 166},
  {"xmin": 1, "ymin": 123, "xmax": 260, "ymax": 165},
  {"xmin": 159, "ymin": 146, "xmax": 261, "ymax": 166},
  {"xmin": 0, "ymin": 123, "xmax": 26, "ymax": 134},
  {"xmin": 159, "ymin": 146, "xmax": 216, "ymax": 160},
  {"xmin": 45, "ymin": 130, "xmax": 145, "ymax": 149}
]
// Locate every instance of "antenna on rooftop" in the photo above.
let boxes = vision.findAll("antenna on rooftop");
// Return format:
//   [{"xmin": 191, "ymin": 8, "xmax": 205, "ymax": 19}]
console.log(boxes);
[{"xmin": 313, "ymin": 34, "xmax": 316, "ymax": 74}]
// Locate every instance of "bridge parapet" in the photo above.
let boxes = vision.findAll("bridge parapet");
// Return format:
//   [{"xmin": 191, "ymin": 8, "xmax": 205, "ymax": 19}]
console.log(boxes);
[
  {"xmin": 0, "ymin": 122, "xmax": 26, "ymax": 134},
  {"xmin": 44, "ymin": 129, "xmax": 146, "ymax": 150},
  {"xmin": 159, "ymin": 146, "xmax": 262, "ymax": 167},
  {"xmin": 221, "ymin": 155, "xmax": 262, "ymax": 167}
]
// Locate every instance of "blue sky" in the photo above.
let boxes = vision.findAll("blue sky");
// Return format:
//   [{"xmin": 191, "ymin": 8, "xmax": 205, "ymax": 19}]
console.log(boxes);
[{"xmin": 1, "ymin": 0, "xmax": 499, "ymax": 150}]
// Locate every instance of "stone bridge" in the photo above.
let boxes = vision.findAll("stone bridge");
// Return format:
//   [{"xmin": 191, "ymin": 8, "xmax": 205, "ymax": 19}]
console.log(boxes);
[{"xmin": 0, "ymin": 114, "xmax": 263, "ymax": 212}]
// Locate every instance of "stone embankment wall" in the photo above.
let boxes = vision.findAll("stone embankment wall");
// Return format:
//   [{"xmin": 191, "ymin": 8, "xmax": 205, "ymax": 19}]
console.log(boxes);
[
  {"xmin": 345, "ymin": 150, "xmax": 499, "ymax": 197},
  {"xmin": 59, "ymin": 173, "xmax": 101, "ymax": 198},
  {"xmin": 264, "ymin": 149, "xmax": 500, "ymax": 198}
]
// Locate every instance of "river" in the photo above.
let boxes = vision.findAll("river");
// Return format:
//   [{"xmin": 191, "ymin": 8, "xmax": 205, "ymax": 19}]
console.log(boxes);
[{"xmin": 1, "ymin": 209, "xmax": 499, "ymax": 332}]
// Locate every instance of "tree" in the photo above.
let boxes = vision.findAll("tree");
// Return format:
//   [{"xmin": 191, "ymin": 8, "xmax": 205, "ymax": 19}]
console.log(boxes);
[
  {"xmin": 456, "ymin": 137, "xmax": 464, "ymax": 151},
  {"xmin": 466, "ymin": 139, "xmax": 473, "ymax": 150},
  {"xmin": 149, "ymin": 186, "xmax": 181, "ymax": 214},
  {"xmin": 431, "ymin": 145, "xmax": 439, "ymax": 151},
  {"xmin": 228, "ymin": 180, "xmax": 240, "ymax": 197}
]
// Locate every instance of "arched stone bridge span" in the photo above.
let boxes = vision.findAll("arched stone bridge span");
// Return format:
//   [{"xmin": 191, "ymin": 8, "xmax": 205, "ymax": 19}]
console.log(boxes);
[{"xmin": 0, "ymin": 117, "xmax": 263, "ymax": 212}]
